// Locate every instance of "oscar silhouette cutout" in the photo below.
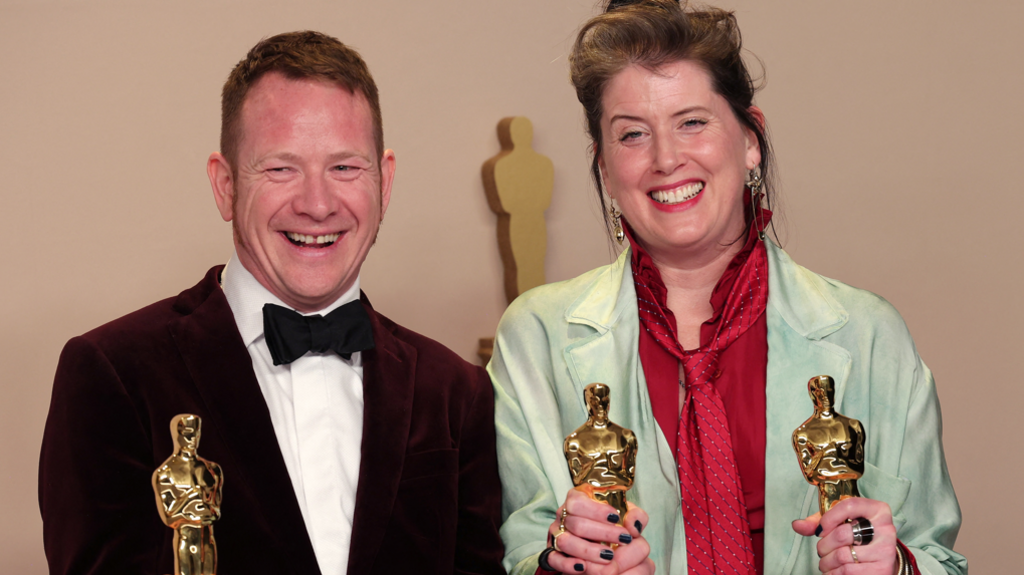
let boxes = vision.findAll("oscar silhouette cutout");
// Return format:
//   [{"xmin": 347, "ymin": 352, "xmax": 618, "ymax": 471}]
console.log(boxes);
[{"xmin": 482, "ymin": 116, "xmax": 555, "ymax": 305}]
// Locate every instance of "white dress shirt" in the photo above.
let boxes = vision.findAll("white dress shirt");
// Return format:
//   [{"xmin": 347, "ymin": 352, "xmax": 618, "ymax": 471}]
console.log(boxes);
[{"xmin": 221, "ymin": 253, "xmax": 362, "ymax": 575}]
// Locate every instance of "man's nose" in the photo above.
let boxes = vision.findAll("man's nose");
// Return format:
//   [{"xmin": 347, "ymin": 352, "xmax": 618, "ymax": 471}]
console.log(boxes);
[{"xmin": 293, "ymin": 174, "xmax": 336, "ymax": 220}]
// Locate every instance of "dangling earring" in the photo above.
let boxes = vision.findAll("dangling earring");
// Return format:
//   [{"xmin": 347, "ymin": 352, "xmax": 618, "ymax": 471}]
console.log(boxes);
[
  {"xmin": 745, "ymin": 167, "xmax": 766, "ymax": 241},
  {"xmin": 609, "ymin": 202, "xmax": 625, "ymax": 245},
  {"xmin": 601, "ymin": 167, "xmax": 626, "ymax": 246}
]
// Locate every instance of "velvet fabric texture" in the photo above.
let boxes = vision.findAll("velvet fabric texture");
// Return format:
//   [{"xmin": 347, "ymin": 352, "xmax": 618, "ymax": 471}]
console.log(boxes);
[{"xmin": 39, "ymin": 266, "xmax": 506, "ymax": 575}]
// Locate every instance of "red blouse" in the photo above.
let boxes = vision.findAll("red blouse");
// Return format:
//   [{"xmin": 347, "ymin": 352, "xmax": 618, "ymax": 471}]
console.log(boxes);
[{"xmin": 628, "ymin": 220, "xmax": 768, "ymax": 574}]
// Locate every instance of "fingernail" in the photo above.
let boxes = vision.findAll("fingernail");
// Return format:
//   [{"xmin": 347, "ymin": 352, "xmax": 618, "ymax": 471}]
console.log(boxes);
[
  {"xmin": 814, "ymin": 525, "xmax": 822, "ymax": 537},
  {"xmin": 619, "ymin": 533, "xmax": 632, "ymax": 544},
  {"xmin": 600, "ymin": 549, "xmax": 614, "ymax": 561},
  {"xmin": 607, "ymin": 513, "xmax": 620, "ymax": 524},
  {"xmin": 574, "ymin": 564, "xmax": 584, "ymax": 572},
  {"xmin": 634, "ymin": 520, "xmax": 643, "ymax": 533}
]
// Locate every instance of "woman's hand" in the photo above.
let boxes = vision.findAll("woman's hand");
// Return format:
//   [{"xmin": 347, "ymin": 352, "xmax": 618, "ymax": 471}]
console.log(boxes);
[
  {"xmin": 792, "ymin": 497, "xmax": 899, "ymax": 574},
  {"xmin": 543, "ymin": 488, "xmax": 654, "ymax": 574}
]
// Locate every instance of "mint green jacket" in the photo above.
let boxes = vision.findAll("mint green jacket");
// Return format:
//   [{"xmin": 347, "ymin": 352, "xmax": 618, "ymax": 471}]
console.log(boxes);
[{"xmin": 488, "ymin": 241, "xmax": 966, "ymax": 575}]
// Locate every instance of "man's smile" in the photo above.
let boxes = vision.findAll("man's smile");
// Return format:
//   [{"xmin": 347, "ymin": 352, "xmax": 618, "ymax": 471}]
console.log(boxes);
[{"xmin": 284, "ymin": 231, "xmax": 341, "ymax": 248}]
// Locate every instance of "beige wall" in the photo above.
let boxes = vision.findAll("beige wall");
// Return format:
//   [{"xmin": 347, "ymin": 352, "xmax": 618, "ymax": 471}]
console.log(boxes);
[{"xmin": 2, "ymin": 0, "xmax": 1019, "ymax": 572}]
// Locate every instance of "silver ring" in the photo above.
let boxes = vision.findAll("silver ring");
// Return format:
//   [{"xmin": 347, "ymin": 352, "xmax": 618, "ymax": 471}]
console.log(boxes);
[
  {"xmin": 850, "ymin": 547, "xmax": 859, "ymax": 564},
  {"xmin": 850, "ymin": 516, "xmax": 874, "ymax": 546}
]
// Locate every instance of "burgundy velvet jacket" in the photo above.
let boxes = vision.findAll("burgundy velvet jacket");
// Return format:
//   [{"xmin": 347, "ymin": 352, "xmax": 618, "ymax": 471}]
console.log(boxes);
[{"xmin": 39, "ymin": 266, "xmax": 506, "ymax": 575}]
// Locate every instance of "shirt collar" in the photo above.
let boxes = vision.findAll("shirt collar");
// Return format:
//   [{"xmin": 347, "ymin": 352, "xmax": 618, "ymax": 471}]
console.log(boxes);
[{"xmin": 221, "ymin": 252, "xmax": 361, "ymax": 348}]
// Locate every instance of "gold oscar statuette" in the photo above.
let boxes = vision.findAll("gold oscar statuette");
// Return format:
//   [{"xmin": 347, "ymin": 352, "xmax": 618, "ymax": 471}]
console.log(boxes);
[
  {"xmin": 564, "ymin": 383, "xmax": 638, "ymax": 527},
  {"xmin": 153, "ymin": 414, "xmax": 224, "ymax": 575},
  {"xmin": 792, "ymin": 375, "xmax": 865, "ymax": 514}
]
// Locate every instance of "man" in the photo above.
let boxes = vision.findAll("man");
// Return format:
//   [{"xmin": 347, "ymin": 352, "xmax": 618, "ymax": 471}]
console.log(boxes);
[{"xmin": 39, "ymin": 31, "xmax": 505, "ymax": 575}]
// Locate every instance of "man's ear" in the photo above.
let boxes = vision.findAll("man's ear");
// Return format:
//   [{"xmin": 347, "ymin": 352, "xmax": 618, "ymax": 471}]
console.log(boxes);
[
  {"xmin": 207, "ymin": 152, "xmax": 235, "ymax": 222},
  {"xmin": 378, "ymin": 149, "xmax": 397, "ymax": 218}
]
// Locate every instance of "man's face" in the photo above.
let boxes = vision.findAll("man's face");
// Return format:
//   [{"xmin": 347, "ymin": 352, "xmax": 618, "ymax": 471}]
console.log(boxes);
[{"xmin": 209, "ymin": 72, "xmax": 395, "ymax": 312}]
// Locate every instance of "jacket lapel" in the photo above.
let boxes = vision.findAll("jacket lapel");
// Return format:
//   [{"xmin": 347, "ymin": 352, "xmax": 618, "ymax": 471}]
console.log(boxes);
[
  {"xmin": 345, "ymin": 297, "xmax": 416, "ymax": 574},
  {"xmin": 564, "ymin": 250, "xmax": 681, "ymax": 494},
  {"xmin": 762, "ymin": 242, "xmax": 852, "ymax": 575},
  {"xmin": 168, "ymin": 270, "xmax": 322, "ymax": 575},
  {"xmin": 564, "ymin": 250, "xmax": 642, "ymax": 423}
]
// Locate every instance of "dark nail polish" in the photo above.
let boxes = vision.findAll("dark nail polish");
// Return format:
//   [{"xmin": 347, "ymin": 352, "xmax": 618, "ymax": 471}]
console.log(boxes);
[
  {"xmin": 814, "ymin": 525, "xmax": 822, "ymax": 537},
  {"xmin": 574, "ymin": 564, "xmax": 584, "ymax": 572},
  {"xmin": 607, "ymin": 513, "xmax": 620, "ymax": 524},
  {"xmin": 600, "ymin": 549, "xmax": 614, "ymax": 561},
  {"xmin": 619, "ymin": 533, "xmax": 633, "ymax": 544},
  {"xmin": 634, "ymin": 520, "xmax": 643, "ymax": 533}
]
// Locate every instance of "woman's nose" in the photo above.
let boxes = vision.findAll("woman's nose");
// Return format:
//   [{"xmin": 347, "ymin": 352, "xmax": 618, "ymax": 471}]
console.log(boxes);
[{"xmin": 651, "ymin": 133, "xmax": 686, "ymax": 174}]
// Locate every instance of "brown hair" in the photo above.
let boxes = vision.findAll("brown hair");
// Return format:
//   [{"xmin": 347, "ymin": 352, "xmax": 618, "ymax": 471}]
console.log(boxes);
[
  {"xmin": 219, "ymin": 31, "xmax": 383, "ymax": 169},
  {"xmin": 569, "ymin": 0, "xmax": 775, "ymax": 240}
]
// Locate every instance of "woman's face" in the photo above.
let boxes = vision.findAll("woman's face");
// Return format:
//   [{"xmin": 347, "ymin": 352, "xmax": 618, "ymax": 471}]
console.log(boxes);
[{"xmin": 598, "ymin": 60, "xmax": 761, "ymax": 260}]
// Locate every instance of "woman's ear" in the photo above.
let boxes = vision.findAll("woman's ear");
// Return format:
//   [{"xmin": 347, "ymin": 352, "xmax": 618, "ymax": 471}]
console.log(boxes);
[
  {"xmin": 597, "ymin": 156, "xmax": 613, "ymax": 200},
  {"xmin": 747, "ymin": 105, "xmax": 766, "ymax": 131},
  {"xmin": 744, "ymin": 106, "xmax": 765, "ymax": 170}
]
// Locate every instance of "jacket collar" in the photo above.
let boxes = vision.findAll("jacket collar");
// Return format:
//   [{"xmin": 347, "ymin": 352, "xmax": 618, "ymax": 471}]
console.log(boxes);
[
  {"xmin": 565, "ymin": 248, "xmax": 634, "ymax": 333},
  {"xmin": 564, "ymin": 241, "xmax": 850, "ymax": 344},
  {"xmin": 764, "ymin": 241, "xmax": 848, "ymax": 340}
]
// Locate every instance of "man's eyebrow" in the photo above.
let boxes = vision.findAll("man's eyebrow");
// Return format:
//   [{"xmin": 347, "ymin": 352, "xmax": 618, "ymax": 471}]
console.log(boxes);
[
  {"xmin": 325, "ymin": 151, "xmax": 372, "ymax": 164},
  {"xmin": 260, "ymin": 152, "xmax": 302, "ymax": 164},
  {"xmin": 260, "ymin": 151, "xmax": 373, "ymax": 164}
]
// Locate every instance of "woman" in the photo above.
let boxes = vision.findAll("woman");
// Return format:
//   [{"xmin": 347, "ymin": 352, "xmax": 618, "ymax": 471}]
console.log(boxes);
[{"xmin": 488, "ymin": 2, "xmax": 966, "ymax": 574}]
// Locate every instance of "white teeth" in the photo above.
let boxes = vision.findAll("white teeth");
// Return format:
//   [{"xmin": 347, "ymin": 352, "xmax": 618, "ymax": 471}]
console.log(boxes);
[
  {"xmin": 286, "ymin": 232, "xmax": 340, "ymax": 245},
  {"xmin": 651, "ymin": 182, "xmax": 704, "ymax": 204}
]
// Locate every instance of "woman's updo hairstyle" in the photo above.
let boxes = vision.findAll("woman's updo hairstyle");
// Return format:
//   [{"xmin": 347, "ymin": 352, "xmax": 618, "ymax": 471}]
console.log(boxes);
[{"xmin": 570, "ymin": 0, "xmax": 775, "ymax": 240}]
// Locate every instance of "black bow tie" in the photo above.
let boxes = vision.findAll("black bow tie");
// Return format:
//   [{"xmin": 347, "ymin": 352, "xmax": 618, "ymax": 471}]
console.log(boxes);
[{"xmin": 262, "ymin": 301, "xmax": 375, "ymax": 366}]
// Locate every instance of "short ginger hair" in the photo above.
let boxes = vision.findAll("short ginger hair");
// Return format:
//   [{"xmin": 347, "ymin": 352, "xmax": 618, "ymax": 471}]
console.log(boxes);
[{"xmin": 219, "ymin": 31, "xmax": 383, "ymax": 169}]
